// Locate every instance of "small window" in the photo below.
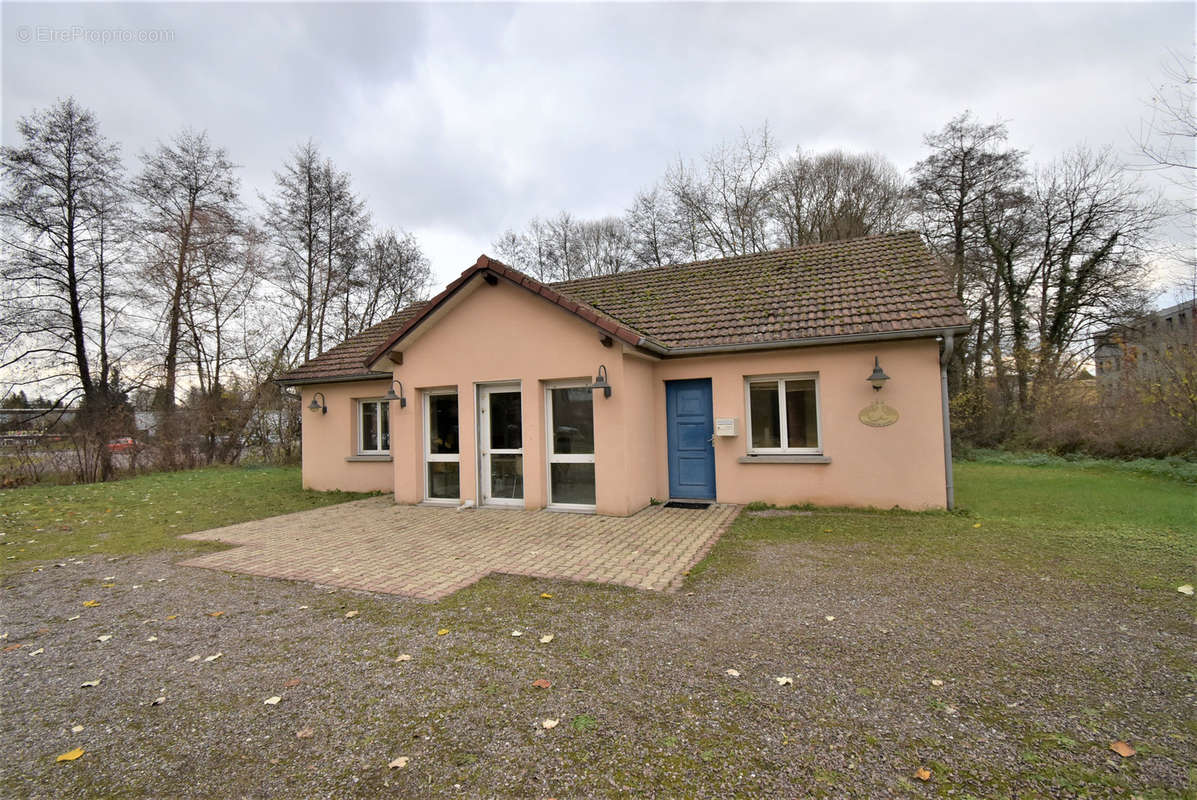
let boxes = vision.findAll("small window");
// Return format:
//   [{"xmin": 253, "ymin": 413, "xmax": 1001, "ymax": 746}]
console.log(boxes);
[
  {"xmin": 746, "ymin": 375, "xmax": 820, "ymax": 454},
  {"xmin": 358, "ymin": 399, "xmax": 390, "ymax": 455},
  {"xmin": 424, "ymin": 390, "xmax": 459, "ymax": 500}
]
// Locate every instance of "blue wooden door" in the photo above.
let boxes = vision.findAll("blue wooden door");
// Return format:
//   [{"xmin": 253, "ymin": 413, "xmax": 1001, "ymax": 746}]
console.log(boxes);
[{"xmin": 666, "ymin": 379, "xmax": 716, "ymax": 499}]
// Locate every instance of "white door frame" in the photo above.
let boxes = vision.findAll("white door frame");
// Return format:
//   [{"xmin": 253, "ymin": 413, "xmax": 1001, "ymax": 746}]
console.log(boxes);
[
  {"xmin": 477, "ymin": 381, "xmax": 524, "ymax": 507},
  {"xmin": 544, "ymin": 381, "xmax": 597, "ymax": 512}
]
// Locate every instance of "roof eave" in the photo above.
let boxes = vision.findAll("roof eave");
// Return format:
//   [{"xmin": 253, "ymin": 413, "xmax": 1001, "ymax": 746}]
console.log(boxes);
[
  {"xmin": 274, "ymin": 372, "xmax": 392, "ymax": 387},
  {"xmin": 637, "ymin": 324, "xmax": 973, "ymax": 356}
]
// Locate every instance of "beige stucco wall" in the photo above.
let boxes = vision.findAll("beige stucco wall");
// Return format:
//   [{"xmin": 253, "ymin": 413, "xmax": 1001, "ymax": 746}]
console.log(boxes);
[
  {"xmin": 648, "ymin": 338, "xmax": 948, "ymax": 510},
  {"xmin": 388, "ymin": 278, "xmax": 628, "ymax": 514},
  {"xmin": 298, "ymin": 380, "xmax": 395, "ymax": 493},
  {"xmin": 299, "ymin": 276, "xmax": 950, "ymax": 512}
]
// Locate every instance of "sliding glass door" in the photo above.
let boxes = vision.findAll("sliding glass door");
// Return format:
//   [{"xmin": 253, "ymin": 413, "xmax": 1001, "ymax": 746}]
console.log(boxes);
[
  {"xmin": 479, "ymin": 383, "xmax": 523, "ymax": 506},
  {"xmin": 546, "ymin": 384, "xmax": 595, "ymax": 509},
  {"xmin": 424, "ymin": 390, "xmax": 460, "ymax": 501}
]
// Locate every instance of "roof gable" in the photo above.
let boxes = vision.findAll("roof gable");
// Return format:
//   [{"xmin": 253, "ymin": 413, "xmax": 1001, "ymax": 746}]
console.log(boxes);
[
  {"xmin": 363, "ymin": 256, "xmax": 660, "ymax": 368},
  {"xmin": 279, "ymin": 231, "xmax": 970, "ymax": 385}
]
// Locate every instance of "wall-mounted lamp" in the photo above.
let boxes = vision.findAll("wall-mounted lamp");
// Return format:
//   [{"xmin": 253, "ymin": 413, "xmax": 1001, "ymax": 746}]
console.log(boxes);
[
  {"xmin": 588, "ymin": 364, "xmax": 612, "ymax": 398},
  {"xmin": 307, "ymin": 391, "xmax": 327, "ymax": 414},
  {"xmin": 867, "ymin": 356, "xmax": 891, "ymax": 392},
  {"xmin": 383, "ymin": 380, "xmax": 407, "ymax": 408}
]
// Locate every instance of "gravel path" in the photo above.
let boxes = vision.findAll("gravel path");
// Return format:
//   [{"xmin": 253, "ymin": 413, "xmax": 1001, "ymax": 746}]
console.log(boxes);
[{"xmin": 1, "ymin": 523, "xmax": 1192, "ymax": 798}]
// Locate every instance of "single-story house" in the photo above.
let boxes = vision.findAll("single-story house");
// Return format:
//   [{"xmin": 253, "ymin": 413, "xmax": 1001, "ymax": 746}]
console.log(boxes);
[{"xmin": 277, "ymin": 231, "xmax": 970, "ymax": 514}]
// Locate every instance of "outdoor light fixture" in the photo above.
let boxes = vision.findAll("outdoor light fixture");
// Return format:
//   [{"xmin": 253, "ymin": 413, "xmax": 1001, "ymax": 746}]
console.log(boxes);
[
  {"xmin": 867, "ymin": 356, "xmax": 891, "ymax": 391},
  {"xmin": 588, "ymin": 364, "xmax": 612, "ymax": 398},
  {"xmin": 383, "ymin": 380, "xmax": 408, "ymax": 408},
  {"xmin": 307, "ymin": 391, "xmax": 327, "ymax": 414}
]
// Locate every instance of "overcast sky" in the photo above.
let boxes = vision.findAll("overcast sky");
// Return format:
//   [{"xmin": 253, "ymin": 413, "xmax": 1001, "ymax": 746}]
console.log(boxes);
[{"xmin": 3, "ymin": 2, "xmax": 1193, "ymax": 295}]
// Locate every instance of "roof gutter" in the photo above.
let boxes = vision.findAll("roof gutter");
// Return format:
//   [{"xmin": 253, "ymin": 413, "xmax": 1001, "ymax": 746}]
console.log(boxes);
[
  {"xmin": 274, "ymin": 372, "xmax": 392, "ymax": 388},
  {"xmin": 938, "ymin": 331, "xmax": 956, "ymax": 511},
  {"xmin": 635, "ymin": 324, "xmax": 972, "ymax": 356}
]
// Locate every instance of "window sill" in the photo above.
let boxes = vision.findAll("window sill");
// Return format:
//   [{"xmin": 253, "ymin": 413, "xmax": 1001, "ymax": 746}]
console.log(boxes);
[
  {"xmin": 346, "ymin": 454, "xmax": 392, "ymax": 462},
  {"xmin": 738, "ymin": 454, "xmax": 830, "ymax": 464}
]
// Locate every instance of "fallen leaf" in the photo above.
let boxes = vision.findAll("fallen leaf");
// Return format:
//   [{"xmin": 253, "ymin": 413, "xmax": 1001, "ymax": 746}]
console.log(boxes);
[
  {"xmin": 204, "ymin": 652, "xmax": 222, "ymax": 662},
  {"xmin": 395, "ymin": 654, "xmax": 412, "ymax": 662},
  {"xmin": 775, "ymin": 676, "xmax": 793, "ymax": 686},
  {"xmin": 345, "ymin": 610, "xmax": 359, "ymax": 619},
  {"xmin": 70, "ymin": 725, "xmax": 84, "ymax": 733},
  {"xmin": 284, "ymin": 678, "xmax": 301, "ymax": 688},
  {"xmin": 3, "ymin": 643, "xmax": 25, "ymax": 652},
  {"xmin": 824, "ymin": 616, "xmax": 835, "ymax": 622},
  {"xmin": 101, "ymin": 583, "xmax": 115, "ymax": 588},
  {"xmin": 96, "ymin": 635, "xmax": 112, "ymax": 643},
  {"xmin": 511, "ymin": 630, "xmax": 523, "ymax": 637},
  {"xmin": 542, "ymin": 718, "xmax": 559, "ymax": 729},
  {"xmin": 726, "ymin": 669, "xmax": 741, "ymax": 677},
  {"xmin": 437, "ymin": 628, "xmax": 449, "ymax": 636},
  {"xmin": 80, "ymin": 680, "xmax": 100, "ymax": 688},
  {"xmin": 1178, "ymin": 584, "xmax": 1194, "ymax": 596},
  {"xmin": 931, "ymin": 679, "xmax": 944, "ymax": 687},
  {"xmin": 151, "ymin": 696, "xmax": 165, "ymax": 706},
  {"xmin": 914, "ymin": 766, "xmax": 931, "ymax": 781},
  {"xmin": 1110, "ymin": 741, "xmax": 1136, "ymax": 757},
  {"xmin": 206, "ymin": 611, "xmax": 224, "ymax": 618},
  {"xmin": 56, "ymin": 747, "xmax": 84, "ymax": 762},
  {"xmin": 822, "ymin": 529, "xmax": 832, "ymax": 533},
  {"xmin": 264, "ymin": 696, "xmax": 281, "ymax": 705},
  {"xmin": 146, "ymin": 636, "xmax": 158, "ymax": 642},
  {"xmin": 388, "ymin": 756, "xmax": 409, "ymax": 769},
  {"xmin": 296, "ymin": 726, "xmax": 314, "ymax": 739},
  {"xmin": 29, "ymin": 647, "xmax": 45, "ymax": 656},
  {"xmin": 973, "ymin": 523, "xmax": 982, "ymax": 528},
  {"xmin": 165, "ymin": 614, "xmax": 179, "ymax": 620},
  {"xmin": 539, "ymin": 634, "xmax": 554, "ymax": 644},
  {"xmin": 532, "ymin": 679, "xmax": 552, "ymax": 689},
  {"xmin": 540, "ymin": 593, "xmax": 553, "ymax": 599},
  {"xmin": 82, "ymin": 600, "xmax": 100, "ymax": 608}
]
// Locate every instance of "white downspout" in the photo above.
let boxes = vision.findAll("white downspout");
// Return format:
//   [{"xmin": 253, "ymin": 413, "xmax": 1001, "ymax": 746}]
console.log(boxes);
[{"xmin": 939, "ymin": 333, "xmax": 956, "ymax": 510}]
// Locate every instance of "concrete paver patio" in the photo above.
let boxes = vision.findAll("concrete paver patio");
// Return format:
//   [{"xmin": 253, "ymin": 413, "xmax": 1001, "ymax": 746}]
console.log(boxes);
[{"xmin": 179, "ymin": 497, "xmax": 739, "ymax": 600}]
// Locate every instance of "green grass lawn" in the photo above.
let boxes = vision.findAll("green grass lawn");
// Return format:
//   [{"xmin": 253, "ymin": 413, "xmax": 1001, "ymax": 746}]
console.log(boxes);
[
  {"xmin": 720, "ymin": 460, "xmax": 1194, "ymax": 597},
  {"xmin": 0, "ymin": 466, "xmax": 373, "ymax": 574}
]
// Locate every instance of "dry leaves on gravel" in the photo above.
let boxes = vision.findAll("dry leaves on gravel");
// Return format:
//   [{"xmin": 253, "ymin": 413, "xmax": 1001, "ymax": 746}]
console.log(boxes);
[
  {"xmin": 344, "ymin": 610, "xmax": 359, "ymax": 619},
  {"xmin": 296, "ymin": 727, "xmax": 314, "ymax": 739},
  {"xmin": 388, "ymin": 756, "xmax": 409, "ymax": 769},
  {"xmin": 914, "ymin": 766, "xmax": 931, "ymax": 781},
  {"xmin": 532, "ymin": 679, "xmax": 552, "ymax": 689},
  {"xmin": 1110, "ymin": 741, "xmax": 1136, "ymax": 757},
  {"xmin": 542, "ymin": 719, "xmax": 559, "ymax": 729},
  {"xmin": 264, "ymin": 696, "xmax": 281, "ymax": 705},
  {"xmin": 56, "ymin": 748, "xmax": 84, "ymax": 763}
]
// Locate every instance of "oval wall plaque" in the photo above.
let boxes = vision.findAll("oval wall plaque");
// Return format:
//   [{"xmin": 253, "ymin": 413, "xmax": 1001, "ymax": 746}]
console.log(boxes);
[{"xmin": 859, "ymin": 401, "xmax": 899, "ymax": 428}]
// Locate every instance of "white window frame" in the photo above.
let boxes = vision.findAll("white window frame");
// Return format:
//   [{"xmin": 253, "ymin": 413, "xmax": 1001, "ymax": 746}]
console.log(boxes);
[
  {"xmin": 544, "ymin": 381, "xmax": 597, "ymax": 512},
  {"xmin": 744, "ymin": 373, "xmax": 822, "ymax": 455},
  {"xmin": 357, "ymin": 398, "xmax": 390, "ymax": 455},
  {"xmin": 423, "ymin": 388, "xmax": 460, "ymax": 503}
]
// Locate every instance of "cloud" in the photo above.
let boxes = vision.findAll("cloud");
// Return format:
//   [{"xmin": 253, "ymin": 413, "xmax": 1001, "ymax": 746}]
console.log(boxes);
[{"xmin": 3, "ymin": 1, "xmax": 1192, "ymax": 289}]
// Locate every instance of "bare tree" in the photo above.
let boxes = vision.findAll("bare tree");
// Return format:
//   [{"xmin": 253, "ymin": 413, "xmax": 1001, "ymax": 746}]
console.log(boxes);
[
  {"xmin": 0, "ymin": 98, "xmax": 130, "ymax": 479},
  {"xmin": 663, "ymin": 126, "xmax": 775, "ymax": 258},
  {"xmin": 262, "ymin": 141, "xmax": 325, "ymax": 364},
  {"xmin": 354, "ymin": 228, "xmax": 431, "ymax": 328},
  {"xmin": 133, "ymin": 130, "xmax": 240, "ymax": 412},
  {"xmin": 910, "ymin": 112, "xmax": 1026, "ymax": 392},
  {"xmin": 768, "ymin": 149, "xmax": 907, "ymax": 246}
]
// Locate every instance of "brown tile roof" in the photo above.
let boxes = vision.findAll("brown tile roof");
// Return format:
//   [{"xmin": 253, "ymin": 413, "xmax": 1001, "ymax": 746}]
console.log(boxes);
[
  {"xmin": 276, "ymin": 303, "xmax": 428, "ymax": 385},
  {"xmin": 550, "ymin": 231, "xmax": 970, "ymax": 350},
  {"xmin": 283, "ymin": 231, "xmax": 970, "ymax": 384}
]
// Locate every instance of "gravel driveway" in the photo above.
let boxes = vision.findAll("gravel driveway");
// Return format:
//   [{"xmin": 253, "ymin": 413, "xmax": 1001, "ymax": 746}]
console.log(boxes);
[{"xmin": 1, "ymin": 513, "xmax": 1192, "ymax": 798}]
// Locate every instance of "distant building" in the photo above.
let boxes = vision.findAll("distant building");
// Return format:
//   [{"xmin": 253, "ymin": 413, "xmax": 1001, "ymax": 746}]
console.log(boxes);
[{"xmin": 1094, "ymin": 299, "xmax": 1196, "ymax": 391}]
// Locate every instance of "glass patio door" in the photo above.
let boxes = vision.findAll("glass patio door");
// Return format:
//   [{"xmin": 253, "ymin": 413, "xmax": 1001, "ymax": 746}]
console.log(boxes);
[{"xmin": 479, "ymin": 383, "xmax": 523, "ymax": 506}]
